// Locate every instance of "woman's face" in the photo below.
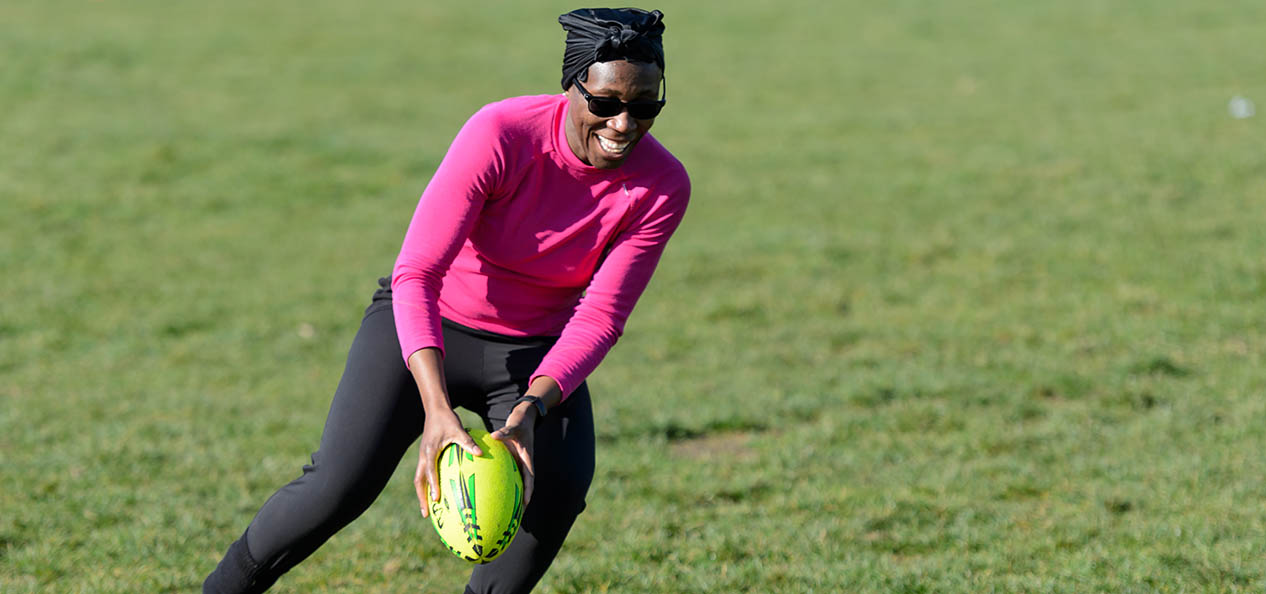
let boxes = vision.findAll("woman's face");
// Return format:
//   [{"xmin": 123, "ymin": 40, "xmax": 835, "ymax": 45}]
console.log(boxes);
[{"xmin": 564, "ymin": 60, "xmax": 664, "ymax": 169}]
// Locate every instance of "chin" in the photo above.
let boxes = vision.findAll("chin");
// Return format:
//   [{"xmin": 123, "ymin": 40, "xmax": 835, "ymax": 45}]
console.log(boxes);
[{"xmin": 592, "ymin": 157, "xmax": 625, "ymax": 170}]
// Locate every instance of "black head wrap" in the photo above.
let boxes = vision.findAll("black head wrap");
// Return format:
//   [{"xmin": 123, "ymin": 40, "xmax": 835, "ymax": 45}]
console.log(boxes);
[{"xmin": 558, "ymin": 8, "xmax": 666, "ymax": 91}]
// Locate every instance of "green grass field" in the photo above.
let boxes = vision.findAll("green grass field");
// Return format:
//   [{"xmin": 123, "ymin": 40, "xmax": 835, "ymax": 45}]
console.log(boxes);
[{"xmin": 4, "ymin": 1, "xmax": 1265, "ymax": 591}]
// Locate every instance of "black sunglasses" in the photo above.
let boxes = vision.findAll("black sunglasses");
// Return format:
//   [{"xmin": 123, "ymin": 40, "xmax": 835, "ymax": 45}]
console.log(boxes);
[{"xmin": 573, "ymin": 76, "xmax": 667, "ymax": 120}]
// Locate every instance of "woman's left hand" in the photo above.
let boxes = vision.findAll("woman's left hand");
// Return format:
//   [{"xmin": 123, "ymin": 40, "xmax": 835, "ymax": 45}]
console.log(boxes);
[{"xmin": 490, "ymin": 402, "xmax": 537, "ymax": 506}]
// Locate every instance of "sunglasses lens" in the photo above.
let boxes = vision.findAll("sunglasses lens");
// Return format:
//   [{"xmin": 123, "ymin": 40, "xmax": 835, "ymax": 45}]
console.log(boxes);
[
  {"xmin": 627, "ymin": 102, "xmax": 663, "ymax": 119},
  {"xmin": 588, "ymin": 98, "xmax": 624, "ymax": 118}
]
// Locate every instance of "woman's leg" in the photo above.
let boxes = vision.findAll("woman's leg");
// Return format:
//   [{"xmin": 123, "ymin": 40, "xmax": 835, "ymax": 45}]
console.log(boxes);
[{"xmin": 204, "ymin": 300, "xmax": 425, "ymax": 593}]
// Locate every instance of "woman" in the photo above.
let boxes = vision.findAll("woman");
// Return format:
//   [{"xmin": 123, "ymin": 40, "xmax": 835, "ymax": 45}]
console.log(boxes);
[{"xmin": 203, "ymin": 7, "xmax": 689, "ymax": 594}]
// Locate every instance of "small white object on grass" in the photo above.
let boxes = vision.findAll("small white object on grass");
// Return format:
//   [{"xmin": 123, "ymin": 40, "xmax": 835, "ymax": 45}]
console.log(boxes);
[{"xmin": 1228, "ymin": 95, "xmax": 1255, "ymax": 119}]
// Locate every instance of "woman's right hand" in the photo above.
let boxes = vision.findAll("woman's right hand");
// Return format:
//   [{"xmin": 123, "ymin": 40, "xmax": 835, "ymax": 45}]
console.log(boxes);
[{"xmin": 415, "ymin": 409, "xmax": 482, "ymax": 517}]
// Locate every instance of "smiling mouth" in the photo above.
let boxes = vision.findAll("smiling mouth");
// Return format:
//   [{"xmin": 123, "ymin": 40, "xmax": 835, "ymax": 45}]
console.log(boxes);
[{"xmin": 596, "ymin": 135, "xmax": 632, "ymax": 156}]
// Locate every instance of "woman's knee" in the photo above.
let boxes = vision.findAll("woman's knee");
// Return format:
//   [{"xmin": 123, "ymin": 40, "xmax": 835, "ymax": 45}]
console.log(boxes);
[{"xmin": 288, "ymin": 454, "xmax": 395, "ymax": 519}]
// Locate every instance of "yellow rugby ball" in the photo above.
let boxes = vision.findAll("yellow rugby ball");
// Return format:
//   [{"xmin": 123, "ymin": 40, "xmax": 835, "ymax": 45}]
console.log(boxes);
[{"xmin": 425, "ymin": 428, "xmax": 525, "ymax": 563}]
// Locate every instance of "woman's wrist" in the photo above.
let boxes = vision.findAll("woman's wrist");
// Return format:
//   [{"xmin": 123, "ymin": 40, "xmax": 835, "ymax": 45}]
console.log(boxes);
[
  {"xmin": 514, "ymin": 395, "xmax": 547, "ymax": 420},
  {"xmin": 513, "ymin": 400, "xmax": 541, "ymax": 419},
  {"xmin": 523, "ymin": 376, "xmax": 563, "ymax": 410},
  {"xmin": 509, "ymin": 398, "xmax": 543, "ymax": 430}
]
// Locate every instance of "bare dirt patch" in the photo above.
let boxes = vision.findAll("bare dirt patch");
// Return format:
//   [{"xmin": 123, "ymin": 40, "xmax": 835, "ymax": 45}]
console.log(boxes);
[{"xmin": 669, "ymin": 431, "xmax": 759, "ymax": 463}]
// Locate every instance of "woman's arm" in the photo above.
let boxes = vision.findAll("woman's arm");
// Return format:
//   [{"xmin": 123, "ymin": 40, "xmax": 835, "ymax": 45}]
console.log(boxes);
[
  {"xmin": 490, "ymin": 178, "xmax": 688, "ymax": 502},
  {"xmin": 530, "ymin": 173, "xmax": 691, "ymax": 399},
  {"xmin": 393, "ymin": 105, "xmax": 509, "ymax": 515},
  {"xmin": 391, "ymin": 104, "xmax": 509, "ymax": 365}
]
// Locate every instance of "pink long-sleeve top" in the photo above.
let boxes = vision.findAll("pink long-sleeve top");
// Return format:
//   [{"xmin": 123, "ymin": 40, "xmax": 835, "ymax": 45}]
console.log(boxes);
[{"xmin": 391, "ymin": 93, "xmax": 690, "ymax": 399}]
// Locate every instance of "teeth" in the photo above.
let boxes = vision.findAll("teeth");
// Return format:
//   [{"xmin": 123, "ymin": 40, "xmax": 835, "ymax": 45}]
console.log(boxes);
[{"xmin": 597, "ymin": 136, "xmax": 630, "ymax": 154}]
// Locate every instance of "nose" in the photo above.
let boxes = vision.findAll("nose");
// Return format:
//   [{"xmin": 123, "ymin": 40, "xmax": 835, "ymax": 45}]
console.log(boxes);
[{"xmin": 606, "ymin": 111, "xmax": 634, "ymax": 133}]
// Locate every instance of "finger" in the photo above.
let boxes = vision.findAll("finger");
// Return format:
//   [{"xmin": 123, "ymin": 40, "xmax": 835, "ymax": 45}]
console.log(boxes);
[
  {"xmin": 490, "ymin": 426, "xmax": 523, "ymax": 444},
  {"xmin": 414, "ymin": 458, "xmax": 430, "ymax": 517},
  {"xmin": 428, "ymin": 460, "xmax": 441, "ymax": 503},
  {"xmin": 455, "ymin": 432, "xmax": 483, "ymax": 458},
  {"xmin": 522, "ymin": 460, "xmax": 534, "ymax": 506},
  {"xmin": 516, "ymin": 442, "xmax": 534, "ymax": 477},
  {"xmin": 422, "ymin": 446, "xmax": 442, "ymax": 503},
  {"xmin": 511, "ymin": 442, "xmax": 535, "ymax": 506}
]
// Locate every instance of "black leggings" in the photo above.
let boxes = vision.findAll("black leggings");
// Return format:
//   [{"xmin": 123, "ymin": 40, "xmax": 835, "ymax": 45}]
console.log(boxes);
[{"xmin": 204, "ymin": 278, "xmax": 596, "ymax": 594}]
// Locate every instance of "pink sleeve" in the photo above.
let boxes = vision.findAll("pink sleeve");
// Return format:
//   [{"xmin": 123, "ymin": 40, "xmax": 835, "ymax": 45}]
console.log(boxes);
[
  {"xmin": 532, "ymin": 174, "xmax": 691, "ymax": 398},
  {"xmin": 391, "ymin": 107, "xmax": 507, "ymax": 365}
]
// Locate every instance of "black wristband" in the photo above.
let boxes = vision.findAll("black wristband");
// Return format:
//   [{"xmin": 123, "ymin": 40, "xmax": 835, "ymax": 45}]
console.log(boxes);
[{"xmin": 515, "ymin": 395, "xmax": 547, "ymax": 424}]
